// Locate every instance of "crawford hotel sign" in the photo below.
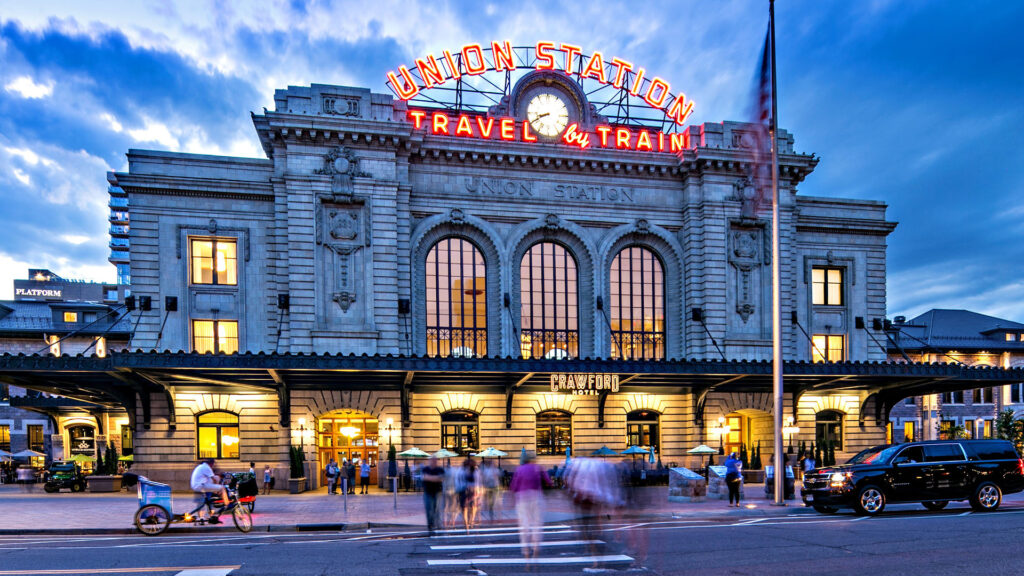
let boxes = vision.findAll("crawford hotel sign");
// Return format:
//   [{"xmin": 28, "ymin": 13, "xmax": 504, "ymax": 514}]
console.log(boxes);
[{"xmin": 387, "ymin": 41, "xmax": 696, "ymax": 152}]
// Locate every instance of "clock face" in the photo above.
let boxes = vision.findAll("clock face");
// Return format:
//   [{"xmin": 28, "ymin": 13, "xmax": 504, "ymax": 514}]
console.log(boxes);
[{"xmin": 527, "ymin": 93, "xmax": 569, "ymax": 137}]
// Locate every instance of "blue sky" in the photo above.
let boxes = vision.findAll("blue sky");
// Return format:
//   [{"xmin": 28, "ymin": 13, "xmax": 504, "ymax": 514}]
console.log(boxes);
[{"xmin": 0, "ymin": 1, "xmax": 1021, "ymax": 321}]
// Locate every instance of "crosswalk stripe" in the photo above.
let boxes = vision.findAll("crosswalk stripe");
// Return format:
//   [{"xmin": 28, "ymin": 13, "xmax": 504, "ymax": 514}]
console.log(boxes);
[
  {"xmin": 427, "ymin": 555, "xmax": 633, "ymax": 566},
  {"xmin": 175, "ymin": 570, "xmax": 235, "ymax": 576},
  {"xmin": 433, "ymin": 524, "xmax": 570, "ymax": 534},
  {"xmin": 430, "ymin": 539, "xmax": 603, "ymax": 550},
  {"xmin": 428, "ymin": 529, "xmax": 577, "ymax": 540}
]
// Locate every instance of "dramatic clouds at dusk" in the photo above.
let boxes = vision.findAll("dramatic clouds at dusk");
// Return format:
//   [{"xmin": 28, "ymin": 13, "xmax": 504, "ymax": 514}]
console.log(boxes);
[{"xmin": 1, "ymin": 1, "xmax": 1022, "ymax": 320}]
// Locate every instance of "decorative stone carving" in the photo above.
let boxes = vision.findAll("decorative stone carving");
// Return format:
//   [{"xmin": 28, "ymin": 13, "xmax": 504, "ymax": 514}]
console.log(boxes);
[
  {"xmin": 734, "ymin": 176, "xmax": 759, "ymax": 221},
  {"xmin": 634, "ymin": 218, "xmax": 651, "ymax": 234},
  {"xmin": 449, "ymin": 208, "xmax": 465, "ymax": 224},
  {"xmin": 729, "ymin": 227, "xmax": 765, "ymax": 325},
  {"xmin": 332, "ymin": 291, "xmax": 357, "ymax": 312},
  {"xmin": 544, "ymin": 213, "xmax": 560, "ymax": 228},
  {"xmin": 208, "ymin": 219, "xmax": 218, "ymax": 234},
  {"xmin": 329, "ymin": 210, "xmax": 359, "ymax": 241},
  {"xmin": 315, "ymin": 147, "xmax": 371, "ymax": 197},
  {"xmin": 322, "ymin": 96, "xmax": 360, "ymax": 117}
]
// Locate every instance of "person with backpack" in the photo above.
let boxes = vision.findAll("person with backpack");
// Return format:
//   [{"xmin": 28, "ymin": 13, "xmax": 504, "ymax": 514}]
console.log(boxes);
[{"xmin": 325, "ymin": 458, "xmax": 339, "ymax": 495}]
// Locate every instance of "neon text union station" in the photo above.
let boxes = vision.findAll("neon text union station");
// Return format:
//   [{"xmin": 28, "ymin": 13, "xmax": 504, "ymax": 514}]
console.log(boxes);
[{"xmin": 2, "ymin": 69, "xmax": 1018, "ymax": 488}]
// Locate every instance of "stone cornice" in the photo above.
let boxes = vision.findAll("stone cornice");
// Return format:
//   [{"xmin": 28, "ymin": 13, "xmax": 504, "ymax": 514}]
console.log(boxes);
[
  {"xmin": 253, "ymin": 111, "xmax": 412, "ymax": 158},
  {"xmin": 796, "ymin": 215, "xmax": 899, "ymax": 236}
]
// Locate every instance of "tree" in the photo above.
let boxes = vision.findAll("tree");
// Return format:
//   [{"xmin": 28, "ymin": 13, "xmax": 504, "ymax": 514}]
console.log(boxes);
[
  {"xmin": 751, "ymin": 441, "xmax": 762, "ymax": 470},
  {"xmin": 814, "ymin": 440, "xmax": 822, "ymax": 466},
  {"xmin": 104, "ymin": 441, "xmax": 119, "ymax": 475},
  {"xmin": 995, "ymin": 409, "xmax": 1023, "ymax": 452},
  {"xmin": 289, "ymin": 445, "xmax": 305, "ymax": 479},
  {"xmin": 740, "ymin": 443, "xmax": 749, "ymax": 469},
  {"xmin": 826, "ymin": 441, "xmax": 836, "ymax": 467}
]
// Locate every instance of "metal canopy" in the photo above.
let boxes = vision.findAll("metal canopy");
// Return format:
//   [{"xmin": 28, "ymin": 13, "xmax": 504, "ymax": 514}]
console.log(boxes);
[{"xmin": 2, "ymin": 351, "xmax": 1021, "ymax": 430}]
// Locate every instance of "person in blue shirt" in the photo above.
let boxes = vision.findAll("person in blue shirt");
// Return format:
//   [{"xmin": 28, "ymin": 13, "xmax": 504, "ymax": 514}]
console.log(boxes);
[{"xmin": 724, "ymin": 451, "xmax": 743, "ymax": 507}]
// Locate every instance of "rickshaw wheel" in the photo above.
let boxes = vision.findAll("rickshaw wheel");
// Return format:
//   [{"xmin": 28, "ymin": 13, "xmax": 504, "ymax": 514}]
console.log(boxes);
[
  {"xmin": 246, "ymin": 500, "xmax": 255, "ymax": 513},
  {"xmin": 135, "ymin": 504, "xmax": 171, "ymax": 535},
  {"xmin": 232, "ymin": 505, "xmax": 253, "ymax": 533}
]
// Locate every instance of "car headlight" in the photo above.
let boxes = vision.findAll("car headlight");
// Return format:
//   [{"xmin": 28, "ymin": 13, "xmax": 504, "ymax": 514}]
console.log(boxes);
[{"xmin": 829, "ymin": 472, "xmax": 851, "ymax": 487}]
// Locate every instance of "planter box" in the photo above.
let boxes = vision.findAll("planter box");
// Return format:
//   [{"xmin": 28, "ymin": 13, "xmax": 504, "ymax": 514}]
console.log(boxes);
[
  {"xmin": 289, "ymin": 477, "xmax": 306, "ymax": 494},
  {"xmin": 87, "ymin": 475, "xmax": 123, "ymax": 493},
  {"xmin": 742, "ymin": 470, "xmax": 764, "ymax": 484}
]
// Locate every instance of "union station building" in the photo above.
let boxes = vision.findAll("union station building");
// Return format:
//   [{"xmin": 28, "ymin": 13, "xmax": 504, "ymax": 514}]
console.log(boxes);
[{"xmin": 2, "ymin": 46, "xmax": 1020, "ymax": 488}]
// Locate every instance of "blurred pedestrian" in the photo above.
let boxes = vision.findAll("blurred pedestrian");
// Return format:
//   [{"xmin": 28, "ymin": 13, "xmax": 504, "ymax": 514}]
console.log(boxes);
[
  {"xmin": 458, "ymin": 457, "xmax": 479, "ymax": 530},
  {"xmin": 510, "ymin": 451, "xmax": 551, "ymax": 559},
  {"xmin": 480, "ymin": 458, "xmax": 501, "ymax": 522},
  {"xmin": 724, "ymin": 451, "xmax": 742, "ymax": 507},
  {"xmin": 325, "ymin": 458, "xmax": 339, "ymax": 495},
  {"xmin": 346, "ymin": 459, "xmax": 356, "ymax": 494},
  {"xmin": 359, "ymin": 459, "xmax": 371, "ymax": 494},
  {"xmin": 262, "ymin": 464, "xmax": 273, "ymax": 495},
  {"xmin": 421, "ymin": 456, "xmax": 445, "ymax": 535}
]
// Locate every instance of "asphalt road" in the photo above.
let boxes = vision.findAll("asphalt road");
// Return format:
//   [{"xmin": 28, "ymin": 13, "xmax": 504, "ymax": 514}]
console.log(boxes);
[{"xmin": 1, "ymin": 502, "xmax": 1023, "ymax": 575}]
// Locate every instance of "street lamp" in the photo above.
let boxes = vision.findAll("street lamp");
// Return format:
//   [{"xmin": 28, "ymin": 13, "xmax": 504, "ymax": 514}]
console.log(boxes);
[
  {"xmin": 711, "ymin": 416, "xmax": 731, "ymax": 455},
  {"xmin": 297, "ymin": 417, "xmax": 308, "ymax": 453},
  {"xmin": 783, "ymin": 415, "xmax": 800, "ymax": 454}
]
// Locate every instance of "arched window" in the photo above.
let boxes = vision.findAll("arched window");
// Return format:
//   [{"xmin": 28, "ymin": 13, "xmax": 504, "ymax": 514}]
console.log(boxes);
[
  {"xmin": 197, "ymin": 411, "xmax": 240, "ymax": 459},
  {"xmin": 520, "ymin": 242, "xmax": 578, "ymax": 359},
  {"xmin": 441, "ymin": 411, "xmax": 479, "ymax": 456},
  {"xmin": 536, "ymin": 410, "xmax": 572, "ymax": 456},
  {"xmin": 426, "ymin": 238, "xmax": 487, "ymax": 357},
  {"xmin": 610, "ymin": 246, "xmax": 665, "ymax": 359},
  {"xmin": 626, "ymin": 410, "xmax": 660, "ymax": 454},
  {"xmin": 815, "ymin": 410, "xmax": 843, "ymax": 451}
]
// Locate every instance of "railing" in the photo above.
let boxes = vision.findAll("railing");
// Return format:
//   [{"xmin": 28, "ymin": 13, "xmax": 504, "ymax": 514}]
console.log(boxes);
[
  {"xmin": 520, "ymin": 329, "xmax": 579, "ymax": 359},
  {"xmin": 610, "ymin": 331, "xmax": 666, "ymax": 360},
  {"xmin": 425, "ymin": 328, "xmax": 487, "ymax": 358}
]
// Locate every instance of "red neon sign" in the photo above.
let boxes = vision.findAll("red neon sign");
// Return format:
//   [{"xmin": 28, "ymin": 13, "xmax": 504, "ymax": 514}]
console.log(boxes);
[
  {"xmin": 409, "ymin": 110, "xmax": 690, "ymax": 154},
  {"xmin": 387, "ymin": 41, "xmax": 695, "ymax": 126}
]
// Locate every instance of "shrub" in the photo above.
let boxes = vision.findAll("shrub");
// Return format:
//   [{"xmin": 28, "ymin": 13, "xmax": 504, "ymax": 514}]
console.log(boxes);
[{"xmin": 289, "ymin": 445, "xmax": 305, "ymax": 479}]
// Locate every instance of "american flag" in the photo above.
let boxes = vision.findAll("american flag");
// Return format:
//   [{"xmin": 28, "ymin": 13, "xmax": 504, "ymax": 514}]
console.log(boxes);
[{"xmin": 746, "ymin": 26, "xmax": 773, "ymax": 218}]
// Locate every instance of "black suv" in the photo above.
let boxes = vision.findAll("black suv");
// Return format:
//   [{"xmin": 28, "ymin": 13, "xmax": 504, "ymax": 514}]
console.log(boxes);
[{"xmin": 802, "ymin": 439, "xmax": 1024, "ymax": 515}]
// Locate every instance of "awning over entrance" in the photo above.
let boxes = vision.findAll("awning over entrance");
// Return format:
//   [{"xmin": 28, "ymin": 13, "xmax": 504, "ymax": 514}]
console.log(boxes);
[{"xmin": 1, "ymin": 352, "xmax": 1021, "ymax": 431}]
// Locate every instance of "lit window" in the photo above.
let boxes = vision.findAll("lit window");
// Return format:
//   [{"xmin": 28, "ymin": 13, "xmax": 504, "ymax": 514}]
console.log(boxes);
[
  {"xmin": 536, "ymin": 410, "xmax": 572, "ymax": 456},
  {"xmin": 1007, "ymin": 333, "xmax": 1015, "ymax": 342},
  {"xmin": 903, "ymin": 421, "xmax": 915, "ymax": 442},
  {"xmin": 121, "ymin": 425, "xmax": 133, "ymax": 456},
  {"xmin": 520, "ymin": 242, "xmax": 578, "ymax": 359},
  {"xmin": 63, "ymin": 312, "xmax": 78, "ymax": 323},
  {"xmin": 190, "ymin": 238, "xmax": 237, "ymax": 285},
  {"xmin": 626, "ymin": 410, "xmax": 660, "ymax": 454},
  {"xmin": 425, "ymin": 238, "xmax": 487, "ymax": 358},
  {"xmin": 811, "ymin": 267, "xmax": 843, "ymax": 306},
  {"xmin": 440, "ymin": 411, "xmax": 479, "ymax": 456},
  {"xmin": 47, "ymin": 335, "xmax": 60, "ymax": 357},
  {"xmin": 28, "ymin": 424, "xmax": 45, "ymax": 452},
  {"xmin": 815, "ymin": 410, "xmax": 843, "ymax": 450},
  {"xmin": 610, "ymin": 247, "xmax": 665, "ymax": 360},
  {"xmin": 197, "ymin": 411, "xmax": 239, "ymax": 459},
  {"xmin": 811, "ymin": 334, "xmax": 845, "ymax": 362},
  {"xmin": 0, "ymin": 425, "xmax": 9, "ymax": 452},
  {"xmin": 192, "ymin": 320, "xmax": 239, "ymax": 354},
  {"xmin": 95, "ymin": 337, "xmax": 107, "ymax": 358}
]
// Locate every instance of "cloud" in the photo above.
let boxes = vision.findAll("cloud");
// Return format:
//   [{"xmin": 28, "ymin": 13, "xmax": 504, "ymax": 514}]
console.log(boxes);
[{"xmin": 3, "ymin": 75, "xmax": 53, "ymax": 98}]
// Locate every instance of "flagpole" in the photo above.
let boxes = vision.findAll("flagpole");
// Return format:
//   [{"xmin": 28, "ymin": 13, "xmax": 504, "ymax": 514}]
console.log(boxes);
[{"xmin": 769, "ymin": 0, "xmax": 785, "ymax": 507}]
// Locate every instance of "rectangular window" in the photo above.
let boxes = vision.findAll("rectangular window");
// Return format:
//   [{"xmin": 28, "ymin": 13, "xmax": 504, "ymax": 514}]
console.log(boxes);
[
  {"xmin": 938, "ymin": 420, "xmax": 957, "ymax": 440},
  {"xmin": 974, "ymin": 388, "xmax": 994, "ymax": 404},
  {"xmin": 811, "ymin": 267, "xmax": 843, "ymax": 306},
  {"xmin": 192, "ymin": 320, "xmax": 239, "ymax": 354},
  {"xmin": 62, "ymin": 312, "xmax": 78, "ymax": 323},
  {"xmin": 0, "ymin": 425, "xmax": 9, "ymax": 451},
  {"xmin": 903, "ymin": 421, "xmax": 915, "ymax": 443},
  {"xmin": 1013, "ymin": 384, "xmax": 1024, "ymax": 404},
  {"xmin": 28, "ymin": 424, "xmax": 44, "ymax": 452},
  {"xmin": 190, "ymin": 238, "xmax": 237, "ymax": 285},
  {"xmin": 904, "ymin": 396, "xmax": 916, "ymax": 405},
  {"xmin": 1007, "ymin": 333, "xmax": 1016, "ymax": 342},
  {"xmin": 811, "ymin": 334, "xmax": 845, "ymax": 362},
  {"xmin": 942, "ymin": 391, "xmax": 964, "ymax": 404}
]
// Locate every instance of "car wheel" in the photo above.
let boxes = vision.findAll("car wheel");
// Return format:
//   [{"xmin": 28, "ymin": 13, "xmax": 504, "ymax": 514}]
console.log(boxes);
[
  {"xmin": 922, "ymin": 501, "xmax": 948, "ymax": 511},
  {"xmin": 813, "ymin": 505, "xmax": 838, "ymax": 514},
  {"xmin": 970, "ymin": 482, "xmax": 1001, "ymax": 511},
  {"xmin": 854, "ymin": 485, "xmax": 886, "ymax": 516}
]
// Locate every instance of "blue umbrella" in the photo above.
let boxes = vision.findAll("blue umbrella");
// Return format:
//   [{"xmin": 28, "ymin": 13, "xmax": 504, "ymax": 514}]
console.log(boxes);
[
  {"xmin": 564, "ymin": 446, "xmax": 571, "ymax": 468},
  {"xmin": 521, "ymin": 447, "xmax": 528, "ymax": 464},
  {"xmin": 591, "ymin": 446, "xmax": 620, "ymax": 457}
]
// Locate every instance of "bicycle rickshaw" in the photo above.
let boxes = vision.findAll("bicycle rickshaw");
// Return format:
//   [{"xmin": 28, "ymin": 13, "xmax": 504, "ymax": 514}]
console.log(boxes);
[{"xmin": 132, "ymin": 475, "xmax": 253, "ymax": 535}]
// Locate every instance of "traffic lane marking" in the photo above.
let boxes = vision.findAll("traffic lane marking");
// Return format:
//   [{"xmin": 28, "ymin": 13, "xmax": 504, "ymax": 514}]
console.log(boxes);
[
  {"xmin": 427, "ymin": 555, "xmax": 633, "ymax": 566},
  {"xmin": 430, "ymin": 539, "xmax": 603, "ymax": 550}
]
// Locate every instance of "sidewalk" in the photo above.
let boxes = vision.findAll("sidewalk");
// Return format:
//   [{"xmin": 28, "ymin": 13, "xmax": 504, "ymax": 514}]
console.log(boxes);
[{"xmin": 0, "ymin": 482, "xmax": 810, "ymax": 534}]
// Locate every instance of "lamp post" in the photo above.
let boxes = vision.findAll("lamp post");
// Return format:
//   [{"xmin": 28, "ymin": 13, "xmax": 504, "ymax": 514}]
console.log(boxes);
[
  {"xmin": 713, "ymin": 416, "xmax": 731, "ymax": 455},
  {"xmin": 783, "ymin": 416, "xmax": 800, "ymax": 454},
  {"xmin": 297, "ymin": 417, "xmax": 308, "ymax": 453}
]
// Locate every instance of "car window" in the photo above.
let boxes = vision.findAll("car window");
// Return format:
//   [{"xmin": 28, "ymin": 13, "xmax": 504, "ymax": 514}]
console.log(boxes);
[
  {"xmin": 847, "ymin": 445, "xmax": 890, "ymax": 464},
  {"xmin": 896, "ymin": 446, "xmax": 924, "ymax": 463},
  {"xmin": 968, "ymin": 441, "xmax": 1018, "ymax": 460},
  {"xmin": 923, "ymin": 444, "xmax": 965, "ymax": 462}
]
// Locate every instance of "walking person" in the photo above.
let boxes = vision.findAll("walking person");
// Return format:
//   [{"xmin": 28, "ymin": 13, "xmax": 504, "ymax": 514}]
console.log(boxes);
[
  {"xmin": 262, "ymin": 464, "xmax": 273, "ymax": 495},
  {"xmin": 346, "ymin": 459, "xmax": 356, "ymax": 494},
  {"xmin": 510, "ymin": 452, "xmax": 552, "ymax": 560},
  {"xmin": 457, "ymin": 457, "xmax": 478, "ymax": 531},
  {"xmin": 480, "ymin": 458, "xmax": 501, "ymax": 522},
  {"xmin": 724, "ymin": 451, "xmax": 743, "ymax": 507},
  {"xmin": 359, "ymin": 459, "xmax": 371, "ymax": 494},
  {"xmin": 421, "ymin": 456, "xmax": 445, "ymax": 535}
]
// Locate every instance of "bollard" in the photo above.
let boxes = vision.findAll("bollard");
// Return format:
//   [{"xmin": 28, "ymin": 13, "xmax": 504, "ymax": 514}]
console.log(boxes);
[
  {"xmin": 342, "ymin": 477, "xmax": 347, "ymax": 513},
  {"xmin": 392, "ymin": 477, "xmax": 398, "ymax": 511}
]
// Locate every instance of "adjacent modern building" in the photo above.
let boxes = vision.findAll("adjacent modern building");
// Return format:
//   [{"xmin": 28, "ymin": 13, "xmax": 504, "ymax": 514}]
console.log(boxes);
[{"xmin": 888, "ymin": 309, "xmax": 1024, "ymax": 442}]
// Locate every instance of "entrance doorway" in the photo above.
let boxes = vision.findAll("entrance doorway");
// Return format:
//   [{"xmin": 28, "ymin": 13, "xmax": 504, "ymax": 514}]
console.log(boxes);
[{"xmin": 317, "ymin": 410, "xmax": 379, "ymax": 488}]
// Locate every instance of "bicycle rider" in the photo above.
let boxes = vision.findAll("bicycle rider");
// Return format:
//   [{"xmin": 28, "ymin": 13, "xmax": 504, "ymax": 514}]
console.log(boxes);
[{"xmin": 190, "ymin": 457, "xmax": 234, "ymax": 523}]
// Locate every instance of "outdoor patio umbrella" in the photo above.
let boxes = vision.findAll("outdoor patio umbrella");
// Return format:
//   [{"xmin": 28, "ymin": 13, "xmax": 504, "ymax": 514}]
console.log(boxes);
[
  {"xmin": 475, "ymin": 446, "xmax": 508, "ymax": 468},
  {"xmin": 591, "ymin": 446, "xmax": 619, "ymax": 458},
  {"xmin": 433, "ymin": 448, "xmax": 459, "ymax": 466},
  {"xmin": 118, "ymin": 454, "xmax": 134, "ymax": 462},
  {"xmin": 0, "ymin": 449, "xmax": 12, "ymax": 460},
  {"xmin": 621, "ymin": 445, "xmax": 650, "ymax": 469},
  {"xmin": 65, "ymin": 454, "xmax": 94, "ymax": 465},
  {"xmin": 397, "ymin": 447, "xmax": 430, "ymax": 459},
  {"xmin": 687, "ymin": 444, "xmax": 718, "ymax": 477},
  {"xmin": 12, "ymin": 450, "xmax": 45, "ymax": 459}
]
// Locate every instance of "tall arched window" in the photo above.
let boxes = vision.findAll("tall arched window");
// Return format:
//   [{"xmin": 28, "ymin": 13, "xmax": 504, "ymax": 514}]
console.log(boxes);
[
  {"xmin": 610, "ymin": 246, "xmax": 665, "ymax": 359},
  {"xmin": 520, "ymin": 242, "xmax": 578, "ymax": 359},
  {"xmin": 536, "ymin": 410, "xmax": 572, "ymax": 455},
  {"xmin": 441, "ymin": 411, "xmax": 479, "ymax": 456},
  {"xmin": 426, "ymin": 238, "xmax": 487, "ymax": 357},
  {"xmin": 197, "ymin": 411, "xmax": 240, "ymax": 459},
  {"xmin": 815, "ymin": 410, "xmax": 843, "ymax": 451}
]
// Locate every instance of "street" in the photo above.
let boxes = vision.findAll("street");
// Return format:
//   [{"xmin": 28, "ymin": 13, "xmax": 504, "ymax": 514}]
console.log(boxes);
[{"xmin": 0, "ymin": 502, "xmax": 1022, "ymax": 575}]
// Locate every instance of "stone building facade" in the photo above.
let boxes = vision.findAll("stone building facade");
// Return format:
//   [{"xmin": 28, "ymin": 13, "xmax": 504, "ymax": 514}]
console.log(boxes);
[{"xmin": 100, "ymin": 77, "xmax": 899, "ymax": 486}]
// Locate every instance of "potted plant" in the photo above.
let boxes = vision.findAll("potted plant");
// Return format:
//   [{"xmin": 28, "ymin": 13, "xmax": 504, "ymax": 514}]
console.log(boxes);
[
  {"xmin": 88, "ymin": 442, "xmax": 123, "ymax": 492},
  {"xmin": 288, "ymin": 445, "xmax": 306, "ymax": 494}
]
